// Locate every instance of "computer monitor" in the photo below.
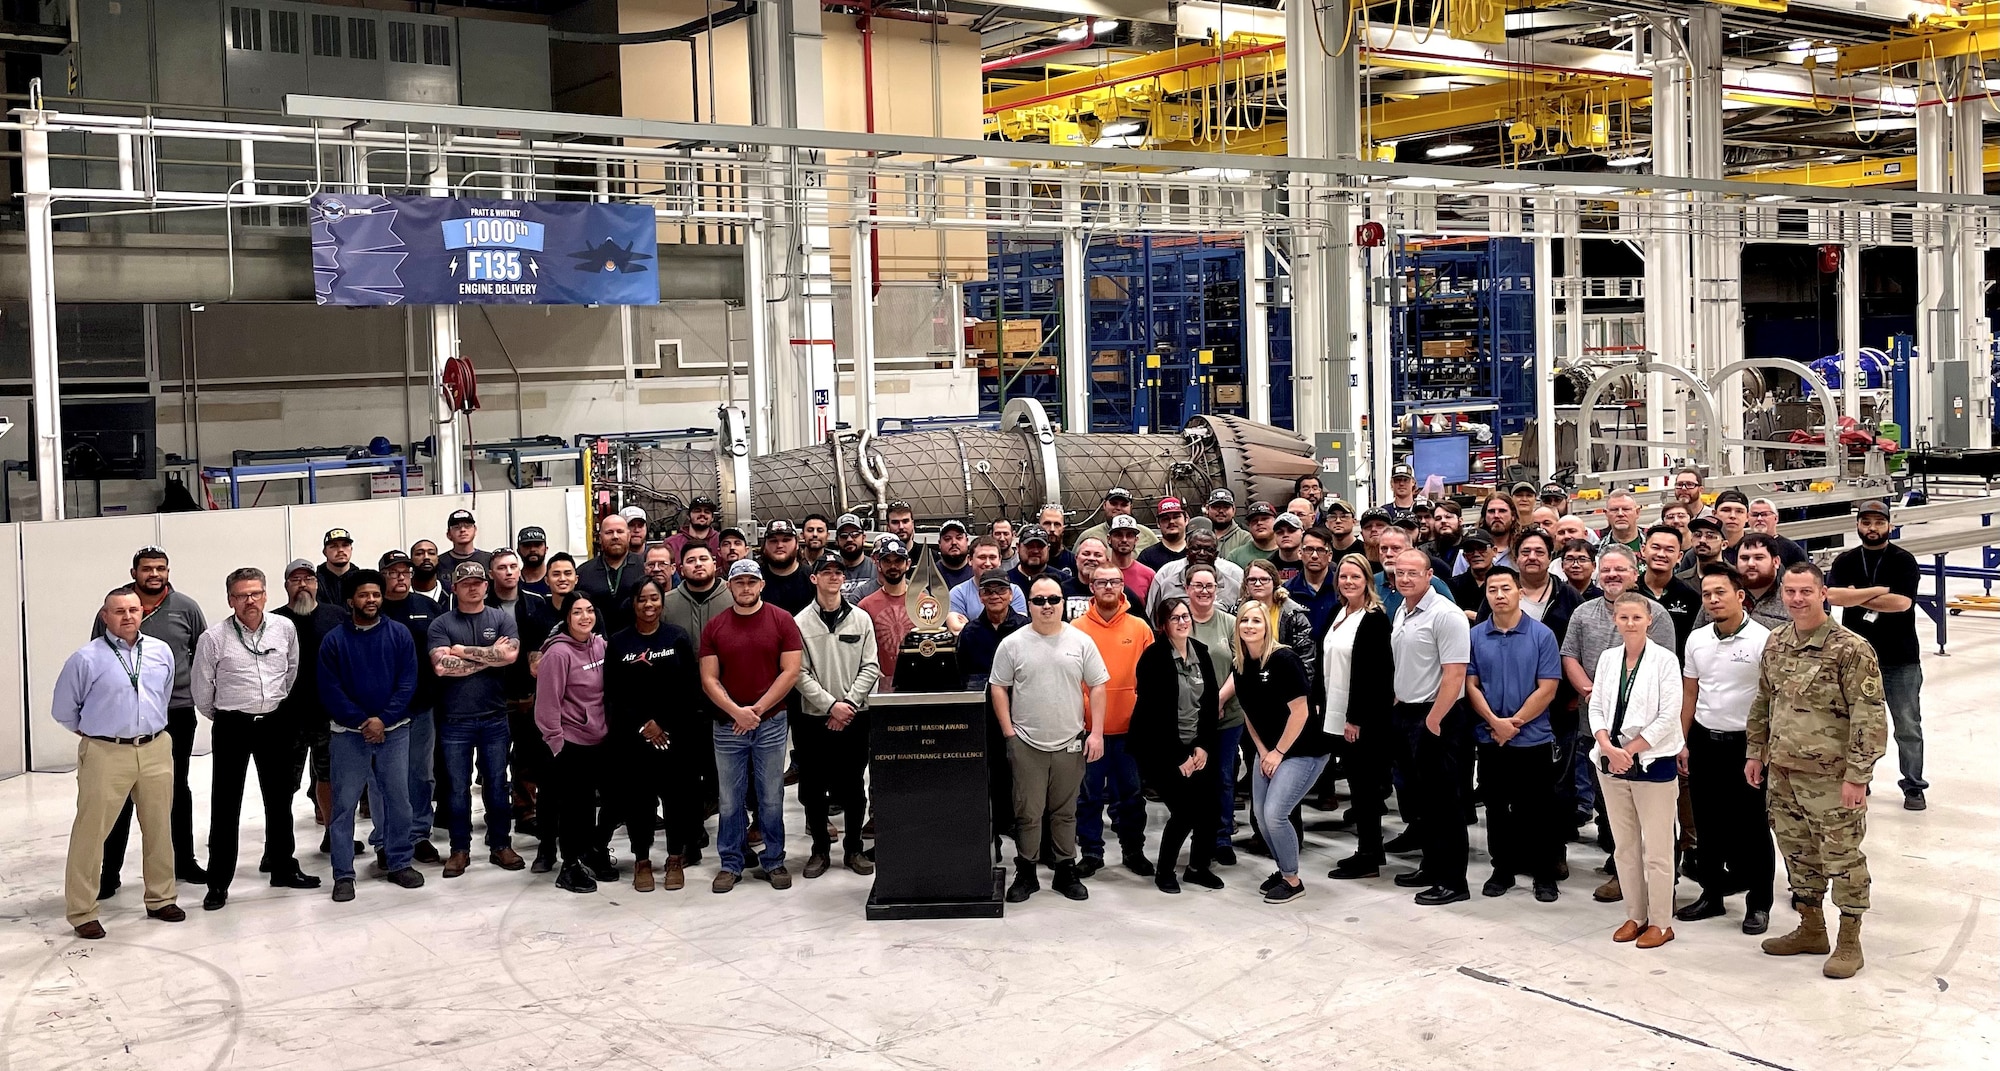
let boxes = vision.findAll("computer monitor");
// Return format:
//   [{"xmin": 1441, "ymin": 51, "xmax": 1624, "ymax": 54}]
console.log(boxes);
[{"xmin": 1410, "ymin": 433, "xmax": 1471, "ymax": 487}]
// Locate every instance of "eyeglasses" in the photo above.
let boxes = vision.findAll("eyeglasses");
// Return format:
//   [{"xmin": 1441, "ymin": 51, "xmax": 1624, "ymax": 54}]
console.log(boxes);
[
  {"xmin": 1187, "ymin": 582, "xmax": 1218, "ymax": 592},
  {"xmin": 1302, "ymin": 546, "xmax": 1331, "ymax": 555},
  {"xmin": 1027, "ymin": 595, "xmax": 1064, "ymax": 607},
  {"xmin": 1090, "ymin": 579, "xmax": 1122, "ymax": 588},
  {"xmin": 1167, "ymin": 613, "xmax": 1192, "ymax": 623},
  {"xmin": 1243, "ymin": 577, "xmax": 1272, "ymax": 585}
]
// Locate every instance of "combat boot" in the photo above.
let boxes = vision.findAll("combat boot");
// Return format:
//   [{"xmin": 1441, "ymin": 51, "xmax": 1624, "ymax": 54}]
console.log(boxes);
[
  {"xmin": 1823, "ymin": 913, "xmax": 1865, "ymax": 979},
  {"xmin": 1761, "ymin": 900, "xmax": 1831, "ymax": 956}
]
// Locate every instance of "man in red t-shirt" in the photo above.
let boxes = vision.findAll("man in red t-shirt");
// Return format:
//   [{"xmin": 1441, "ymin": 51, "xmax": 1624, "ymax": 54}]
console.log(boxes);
[
  {"xmin": 858, "ymin": 538, "xmax": 916, "ymax": 692},
  {"xmin": 699, "ymin": 559, "xmax": 804, "ymax": 892}
]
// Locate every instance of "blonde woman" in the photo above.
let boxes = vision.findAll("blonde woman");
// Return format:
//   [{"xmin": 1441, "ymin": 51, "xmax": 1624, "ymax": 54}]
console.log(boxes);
[
  {"xmin": 1323, "ymin": 553, "xmax": 1395, "ymax": 880},
  {"xmin": 1590, "ymin": 591, "xmax": 1685, "ymax": 948},
  {"xmin": 1236, "ymin": 604, "xmax": 1331, "ymax": 904}
]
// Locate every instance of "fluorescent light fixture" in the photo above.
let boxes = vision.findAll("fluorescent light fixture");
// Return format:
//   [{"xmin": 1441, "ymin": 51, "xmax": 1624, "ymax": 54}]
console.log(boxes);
[
  {"xmin": 1753, "ymin": 193, "xmax": 1787, "ymax": 202},
  {"xmin": 1057, "ymin": 18, "xmax": 1118, "ymax": 41},
  {"xmin": 1390, "ymin": 176, "xmax": 1466, "ymax": 188},
  {"xmin": 1426, "ymin": 143, "xmax": 1475, "ymax": 159},
  {"xmin": 1607, "ymin": 154, "xmax": 1651, "ymax": 167},
  {"xmin": 1099, "ymin": 120, "xmax": 1142, "ymax": 138},
  {"xmin": 1849, "ymin": 117, "xmax": 1915, "ymax": 132},
  {"xmin": 1567, "ymin": 185, "xmax": 1619, "ymax": 195},
  {"xmin": 1183, "ymin": 167, "xmax": 1253, "ymax": 180},
  {"xmin": 1094, "ymin": 134, "xmax": 1146, "ymax": 148},
  {"xmin": 1473, "ymin": 181, "xmax": 1536, "ymax": 191}
]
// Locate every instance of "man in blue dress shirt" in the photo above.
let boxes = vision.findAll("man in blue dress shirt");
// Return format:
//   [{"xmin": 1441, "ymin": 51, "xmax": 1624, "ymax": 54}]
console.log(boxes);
[{"xmin": 54, "ymin": 586, "xmax": 186, "ymax": 939}]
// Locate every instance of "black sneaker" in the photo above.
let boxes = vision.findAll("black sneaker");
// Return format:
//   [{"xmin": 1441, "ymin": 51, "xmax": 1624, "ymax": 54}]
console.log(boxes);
[
  {"xmin": 1328, "ymin": 854, "xmax": 1383, "ymax": 880},
  {"xmin": 1122, "ymin": 853, "xmax": 1156, "ymax": 878},
  {"xmin": 331, "ymin": 878, "xmax": 356, "ymax": 903},
  {"xmin": 585, "ymin": 853, "xmax": 619, "ymax": 883},
  {"xmin": 555, "ymin": 862, "xmax": 597, "ymax": 894},
  {"xmin": 1481, "ymin": 873, "xmax": 1515, "ymax": 898},
  {"xmin": 1213, "ymin": 845, "xmax": 1237, "ymax": 867},
  {"xmin": 1905, "ymin": 791, "xmax": 1928, "ymax": 811},
  {"xmin": 1182, "ymin": 867, "xmax": 1225, "ymax": 890},
  {"xmin": 202, "ymin": 889, "xmax": 227, "ymax": 911},
  {"xmin": 1264, "ymin": 879, "xmax": 1305, "ymax": 904},
  {"xmin": 1259, "ymin": 870, "xmax": 1285, "ymax": 895},
  {"xmin": 1075, "ymin": 856, "xmax": 1105, "ymax": 879},
  {"xmin": 1533, "ymin": 881, "xmax": 1559, "ymax": 903},
  {"xmin": 1155, "ymin": 870, "xmax": 1181, "ymax": 895}
]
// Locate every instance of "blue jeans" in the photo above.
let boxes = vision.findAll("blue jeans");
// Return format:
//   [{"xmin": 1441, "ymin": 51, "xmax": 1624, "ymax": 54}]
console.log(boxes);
[
  {"xmin": 330, "ymin": 725, "xmax": 411, "ymax": 882},
  {"xmin": 369, "ymin": 709, "xmax": 435, "ymax": 850},
  {"xmin": 1214, "ymin": 723, "xmax": 1244, "ymax": 849},
  {"xmin": 1077, "ymin": 733, "xmax": 1146, "ymax": 860},
  {"xmin": 1880, "ymin": 663, "xmax": 1927, "ymax": 792},
  {"xmin": 714, "ymin": 715, "xmax": 787, "ymax": 874},
  {"xmin": 440, "ymin": 714, "xmax": 512, "ymax": 853},
  {"xmin": 1250, "ymin": 752, "xmax": 1331, "ymax": 878}
]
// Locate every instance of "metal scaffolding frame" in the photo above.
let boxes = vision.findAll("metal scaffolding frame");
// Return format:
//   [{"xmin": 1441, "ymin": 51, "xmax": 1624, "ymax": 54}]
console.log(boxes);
[{"xmin": 10, "ymin": 89, "xmax": 1997, "ymax": 518}]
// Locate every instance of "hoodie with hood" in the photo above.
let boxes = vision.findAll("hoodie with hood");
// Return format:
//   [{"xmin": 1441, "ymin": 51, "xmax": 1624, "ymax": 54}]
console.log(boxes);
[
  {"xmin": 534, "ymin": 629, "xmax": 607, "ymax": 754},
  {"xmin": 1070, "ymin": 596, "xmax": 1154, "ymax": 735}
]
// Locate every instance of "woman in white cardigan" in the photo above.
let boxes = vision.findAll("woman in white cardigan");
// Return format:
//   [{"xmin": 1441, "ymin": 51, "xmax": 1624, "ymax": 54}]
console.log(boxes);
[{"xmin": 1589, "ymin": 591, "xmax": 1686, "ymax": 949}]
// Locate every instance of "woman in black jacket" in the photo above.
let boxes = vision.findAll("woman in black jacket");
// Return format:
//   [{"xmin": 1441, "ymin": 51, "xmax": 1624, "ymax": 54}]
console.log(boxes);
[
  {"xmin": 1130, "ymin": 596, "xmax": 1225, "ymax": 894},
  {"xmin": 603, "ymin": 578, "xmax": 702, "ymax": 892},
  {"xmin": 1322, "ymin": 553, "xmax": 1397, "ymax": 881}
]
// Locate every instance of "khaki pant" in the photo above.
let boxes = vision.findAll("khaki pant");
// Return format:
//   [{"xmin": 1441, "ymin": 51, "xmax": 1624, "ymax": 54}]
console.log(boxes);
[
  {"xmin": 1008, "ymin": 738, "xmax": 1085, "ymax": 864},
  {"xmin": 66, "ymin": 735, "xmax": 176, "ymax": 926},
  {"xmin": 1601, "ymin": 775, "xmax": 1679, "ymax": 927}
]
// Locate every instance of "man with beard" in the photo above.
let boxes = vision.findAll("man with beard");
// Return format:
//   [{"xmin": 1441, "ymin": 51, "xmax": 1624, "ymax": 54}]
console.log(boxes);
[
  {"xmin": 319, "ymin": 569, "xmax": 426, "ymax": 904},
  {"xmin": 664, "ymin": 544, "xmax": 726, "ymax": 649},
  {"xmin": 757, "ymin": 520, "xmax": 815, "ymax": 614},
  {"xmin": 1746, "ymin": 498, "xmax": 1810, "ymax": 569},
  {"xmin": 517, "ymin": 527, "xmax": 552, "ymax": 595},
  {"xmin": 1205, "ymin": 489, "xmax": 1252, "ymax": 562},
  {"xmin": 717, "ymin": 527, "xmax": 751, "ymax": 568},
  {"xmin": 619, "ymin": 506, "xmax": 651, "ymax": 550},
  {"xmin": 1721, "ymin": 533, "xmax": 1790, "ymax": 630},
  {"xmin": 1384, "ymin": 463, "xmax": 1421, "ymax": 520},
  {"xmin": 1036, "ymin": 503, "xmax": 1078, "ymax": 574},
  {"xmin": 934, "ymin": 519, "xmax": 976, "ymax": 589},
  {"xmin": 857, "ymin": 539, "xmax": 917, "ymax": 692},
  {"xmin": 665, "ymin": 495, "xmax": 722, "ymax": 563},
  {"xmin": 1323, "ymin": 498, "xmax": 1362, "ymax": 556},
  {"xmin": 273, "ymin": 561, "xmax": 347, "ymax": 858},
  {"xmin": 1062, "ymin": 538, "xmax": 1144, "ymax": 621},
  {"xmin": 1295, "ymin": 474, "xmax": 1327, "ymax": 521},
  {"xmin": 1672, "ymin": 467, "xmax": 1710, "ymax": 517},
  {"xmin": 1267, "ymin": 512, "xmax": 1306, "ymax": 584},
  {"xmin": 1071, "ymin": 564, "xmax": 1154, "ymax": 879},
  {"xmin": 1147, "ymin": 529, "xmax": 1245, "ymax": 614},
  {"xmin": 831, "ymin": 514, "xmax": 878, "ymax": 601},
  {"xmin": 1421, "ymin": 500, "xmax": 1463, "ymax": 563},
  {"xmin": 800, "ymin": 514, "xmax": 832, "ymax": 563},
  {"xmin": 642, "ymin": 544, "xmax": 676, "ymax": 592},
  {"xmin": 700, "ymin": 560, "xmax": 805, "ymax": 892},
  {"xmin": 1007, "ymin": 526, "xmax": 1072, "ymax": 593},
  {"xmin": 1359, "ymin": 509, "xmax": 1393, "ymax": 570},
  {"xmin": 317, "ymin": 529, "xmax": 358, "ymax": 605},
  {"xmin": 442, "ymin": 510, "xmax": 492, "ymax": 574},
  {"xmin": 1138, "ymin": 497, "xmax": 1191, "ymax": 571},
  {"xmin": 377, "ymin": 550, "xmax": 445, "ymax": 866},
  {"xmin": 1540, "ymin": 482, "xmax": 1571, "ymax": 519},
  {"xmin": 487, "ymin": 548, "xmax": 561, "ymax": 868},
  {"xmin": 1105, "ymin": 516, "xmax": 1156, "ymax": 604},
  {"xmin": 1077, "ymin": 487, "xmax": 1159, "ymax": 551},
  {"xmin": 577, "ymin": 514, "xmax": 644, "ymax": 632},
  {"xmin": 409, "ymin": 540, "xmax": 446, "ymax": 603},
  {"xmin": 1226, "ymin": 502, "xmax": 1281, "ymax": 569},
  {"xmin": 429, "ymin": 561, "xmax": 525, "ymax": 878},
  {"xmin": 1826, "ymin": 501, "xmax": 1927, "ymax": 811},
  {"xmin": 94, "ymin": 547, "xmax": 209, "ymax": 895}
]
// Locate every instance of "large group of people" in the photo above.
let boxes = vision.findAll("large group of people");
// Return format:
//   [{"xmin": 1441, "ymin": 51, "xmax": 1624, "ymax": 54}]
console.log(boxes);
[{"xmin": 51, "ymin": 483, "xmax": 1923, "ymax": 979}]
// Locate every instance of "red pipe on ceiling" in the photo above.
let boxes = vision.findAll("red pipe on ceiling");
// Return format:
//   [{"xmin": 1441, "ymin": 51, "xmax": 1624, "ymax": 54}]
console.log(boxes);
[{"xmin": 982, "ymin": 19, "xmax": 1101, "ymax": 74}]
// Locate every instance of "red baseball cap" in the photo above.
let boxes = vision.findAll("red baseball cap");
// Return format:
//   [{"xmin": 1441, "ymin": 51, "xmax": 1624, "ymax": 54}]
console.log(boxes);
[{"xmin": 1156, "ymin": 496, "xmax": 1185, "ymax": 516}]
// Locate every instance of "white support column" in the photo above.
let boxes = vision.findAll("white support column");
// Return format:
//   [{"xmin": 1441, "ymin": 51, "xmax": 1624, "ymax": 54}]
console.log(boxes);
[
  {"xmin": 22, "ymin": 115, "xmax": 63, "ymax": 520},
  {"xmin": 1840, "ymin": 237, "xmax": 1861, "ymax": 421},
  {"xmin": 426, "ymin": 142, "xmax": 465, "ymax": 495},
  {"xmin": 744, "ymin": 218, "xmax": 774, "ymax": 456},
  {"xmin": 1645, "ymin": 18, "xmax": 1693, "ymax": 473},
  {"xmin": 1245, "ymin": 226, "xmax": 1272, "ymax": 425},
  {"xmin": 1953, "ymin": 79, "xmax": 1992, "ymax": 449},
  {"xmin": 849, "ymin": 217, "xmax": 878, "ymax": 437},
  {"xmin": 754, "ymin": 0, "xmax": 835, "ymax": 450},
  {"xmin": 1532, "ymin": 200, "xmax": 1557, "ymax": 481},
  {"xmin": 1366, "ymin": 233, "xmax": 1393, "ymax": 507},
  {"xmin": 1915, "ymin": 76, "xmax": 1950, "ymax": 448},
  {"xmin": 1688, "ymin": 7, "xmax": 1742, "ymax": 471},
  {"xmin": 1286, "ymin": 0, "xmax": 1359, "ymax": 491},
  {"xmin": 1061, "ymin": 176, "xmax": 1091, "ymax": 432}
]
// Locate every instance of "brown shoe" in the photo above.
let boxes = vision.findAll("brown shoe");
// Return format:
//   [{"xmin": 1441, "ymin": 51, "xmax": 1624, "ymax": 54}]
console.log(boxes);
[
  {"xmin": 146, "ymin": 904, "xmax": 187, "ymax": 923},
  {"xmin": 712, "ymin": 870, "xmax": 740, "ymax": 894},
  {"xmin": 490, "ymin": 847, "xmax": 526, "ymax": 871},
  {"xmin": 663, "ymin": 856, "xmax": 686, "ymax": 891},
  {"xmin": 845, "ymin": 850, "xmax": 874, "ymax": 875},
  {"xmin": 443, "ymin": 851, "xmax": 470, "ymax": 878},
  {"xmin": 73, "ymin": 920, "xmax": 105, "ymax": 940},
  {"xmin": 1612, "ymin": 919, "xmax": 1643, "ymax": 943},
  {"xmin": 1636, "ymin": 925, "xmax": 1675, "ymax": 949},
  {"xmin": 633, "ymin": 860, "xmax": 656, "ymax": 893},
  {"xmin": 1593, "ymin": 876, "xmax": 1622, "ymax": 903}
]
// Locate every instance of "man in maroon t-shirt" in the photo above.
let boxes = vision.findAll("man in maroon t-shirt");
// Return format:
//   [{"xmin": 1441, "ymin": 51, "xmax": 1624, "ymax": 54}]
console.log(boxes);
[{"xmin": 699, "ymin": 558, "xmax": 804, "ymax": 892}]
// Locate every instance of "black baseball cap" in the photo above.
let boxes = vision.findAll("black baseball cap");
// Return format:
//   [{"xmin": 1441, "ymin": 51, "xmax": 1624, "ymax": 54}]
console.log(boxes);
[
  {"xmin": 812, "ymin": 554, "xmax": 847, "ymax": 574},
  {"xmin": 1688, "ymin": 516, "xmax": 1724, "ymax": 534},
  {"xmin": 323, "ymin": 528, "xmax": 354, "ymax": 546},
  {"xmin": 1540, "ymin": 482, "xmax": 1567, "ymax": 500},
  {"xmin": 517, "ymin": 526, "xmax": 547, "ymax": 545},
  {"xmin": 379, "ymin": 550, "xmax": 412, "ymax": 569},
  {"xmin": 978, "ymin": 569, "xmax": 1012, "ymax": 588},
  {"xmin": 1247, "ymin": 501, "xmax": 1278, "ymax": 518},
  {"xmin": 1460, "ymin": 528, "xmax": 1496, "ymax": 548},
  {"xmin": 1019, "ymin": 526, "xmax": 1051, "ymax": 546},
  {"xmin": 1389, "ymin": 515, "xmax": 1421, "ymax": 532},
  {"xmin": 1359, "ymin": 509, "xmax": 1393, "ymax": 527},
  {"xmin": 1855, "ymin": 499, "xmax": 1892, "ymax": 520},
  {"xmin": 447, "ymin": 509, "xmax": 475, "ymax": 527},
  {"xmin": 688, "ymin": 495, "xmax": 719, "ymax": 510},
  {"xmin": 1206, "ymin": 489, "xmax": 1235, "ymax": 507}
]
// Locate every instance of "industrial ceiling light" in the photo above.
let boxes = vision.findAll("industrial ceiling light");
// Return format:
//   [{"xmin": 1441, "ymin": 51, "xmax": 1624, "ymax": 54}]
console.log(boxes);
[
  {"xmin": 1056, "ymin": 19, "xmax": 1118, "ymax": 41},
  {"xmin": 1606, "ymin": 153, "xmax": 1651, "ymax": 167},
  {"xmin": 1099, "ymin": 120, "xmax": 1142, "ymax": 138},
  {"xmin": 1426, "ymin": 143, "xmax": 1474, "ymax": 159}
]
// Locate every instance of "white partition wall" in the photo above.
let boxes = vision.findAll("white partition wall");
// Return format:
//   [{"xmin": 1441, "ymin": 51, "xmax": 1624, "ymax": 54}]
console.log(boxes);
[
  {"xmin": 23, "ymin": 515, "xmax": 164, "ymax": 771},
  {"xmin": 0, "ymin": 525, "xmax": 24, "ymax": 779},
  {"xmin": 288, "ymin": 499, "xmax": 405, "ymax": 574},
  {"xmin": 508, "ymin": 487, "xmax": 582, "ymax": 556},
  {"xmin": 402, "ymin": 493, "xmax": 481, "ymax": 557}
]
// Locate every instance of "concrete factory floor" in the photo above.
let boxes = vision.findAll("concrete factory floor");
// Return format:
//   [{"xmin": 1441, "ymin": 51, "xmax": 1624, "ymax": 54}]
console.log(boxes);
[{"xmin": 1, "ymin": 558, "xmax": 1996, "ymax": 1071}]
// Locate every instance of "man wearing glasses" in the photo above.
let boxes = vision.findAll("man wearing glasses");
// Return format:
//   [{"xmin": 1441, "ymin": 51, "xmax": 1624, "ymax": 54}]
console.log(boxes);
[
  {"xmin": 1147, "ymin": 529, "xmax": 1245, "ymax": 615},
  {"xmin": 990, "ymin": 576, "xmax": 1108, "ymax": 904},
  {"xmin": 1285, "ymin": 528, "xmax": 1343, "ymax": 640}
]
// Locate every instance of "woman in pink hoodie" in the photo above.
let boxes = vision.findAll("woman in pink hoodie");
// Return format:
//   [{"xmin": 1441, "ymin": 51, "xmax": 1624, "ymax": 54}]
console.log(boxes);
[{"xmin": 535, "ymin": 593, "xmax": 610, "ymax": 893}]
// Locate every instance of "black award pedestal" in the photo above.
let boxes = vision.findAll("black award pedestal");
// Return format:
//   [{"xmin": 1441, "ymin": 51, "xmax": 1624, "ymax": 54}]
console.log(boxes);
[{"xmin": 865, "ymin": 690, "xmax": 1006, "ymax": 920}]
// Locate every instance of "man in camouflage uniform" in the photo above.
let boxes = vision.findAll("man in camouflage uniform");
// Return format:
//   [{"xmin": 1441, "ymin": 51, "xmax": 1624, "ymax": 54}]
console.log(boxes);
[{"xmin": 1746, "ymin": 561, "xmax": 1887, "ymax": 980}]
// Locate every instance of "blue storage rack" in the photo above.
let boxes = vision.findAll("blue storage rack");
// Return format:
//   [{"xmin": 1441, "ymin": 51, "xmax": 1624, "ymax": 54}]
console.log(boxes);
[
  {"xmin": 963, "ymin": 236, "xmax": 1294, "ymax": 432},
  {"xmin": 1390, "ymin": 238, "xmax": 1536, "ymax": 434}
]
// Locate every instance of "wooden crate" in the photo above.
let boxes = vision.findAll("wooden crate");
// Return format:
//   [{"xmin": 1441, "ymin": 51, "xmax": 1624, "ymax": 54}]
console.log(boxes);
[
  {"xmin": 1421, "ymin": 338, "xmax": 1473, "ymax": 358},
  {"xmin": 970, "ymin": 319, "xmax": 1044, "ymax": 355}
]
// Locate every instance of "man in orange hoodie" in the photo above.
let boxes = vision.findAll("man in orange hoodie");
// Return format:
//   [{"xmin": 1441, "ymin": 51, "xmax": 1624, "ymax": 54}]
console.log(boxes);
[{"xmin": 1072, "ymin": 564, "xmax": 1155, "ymax": 878}]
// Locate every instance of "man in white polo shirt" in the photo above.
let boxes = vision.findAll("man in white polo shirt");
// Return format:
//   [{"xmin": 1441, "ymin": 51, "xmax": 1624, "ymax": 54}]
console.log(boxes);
[{"xmin": 1675, "ymin": 561, "xmax": 1776, "ymax": 936}]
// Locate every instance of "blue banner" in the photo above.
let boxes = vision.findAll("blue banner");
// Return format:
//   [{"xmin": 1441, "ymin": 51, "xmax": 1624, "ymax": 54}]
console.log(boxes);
[{"xmin": 311, "ymin": 194, "xmax": 659, "ymax": 306}]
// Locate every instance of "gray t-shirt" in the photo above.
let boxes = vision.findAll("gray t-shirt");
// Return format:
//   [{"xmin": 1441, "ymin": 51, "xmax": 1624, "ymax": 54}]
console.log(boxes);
[
  {"xmin": 1389, "ymin": 589, "xmax": 1472, "ymax": 705},
  {"xmin": 1560, "ymin": 596, "xmax": 1677, "ymax": 681},
  {"xmin": 988, "ymin": 624, "xmax": 1110, "ymax": 751},
  {"xmin": 426, "ymin": 606, "xmax": 518, "ymax": 719}
]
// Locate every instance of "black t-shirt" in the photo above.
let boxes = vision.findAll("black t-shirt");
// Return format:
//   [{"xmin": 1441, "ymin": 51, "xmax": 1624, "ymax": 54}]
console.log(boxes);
[
  {"xmin": 1236, "ymin": 647, "xmax": 1330, "ymax": 758},
  {"xmin": 1138, "ymin": 542, "xmax": 1188, "ymax": 571},
  {"xmin": 1828, "ymin": 543, "xmax": 1921, "ymax": 667},
  {"xmin": 604, "ymin": 623, "xmax": 700, "ymax": 736},
  {"xmin": 381, "ymin": 592, "xmax": 443, "ymax": 711},
  {"xmin": 1449, "ymin": 569, "xmax": 1488, "ymax": 612},
  {"xmin": 1270, "ymin": 552, "xmax": 1304, "ymax": 587},
  {"xmin": 937, "ymin": 558, "xmax": 975, "ymax": 590},
  {"xmin": 760, "ymin": 564, "xmax": 816, "ymax": 615},
  {"xmin": 1637, "ymin": 575, "xmax": 1702, "ymax": 655}
]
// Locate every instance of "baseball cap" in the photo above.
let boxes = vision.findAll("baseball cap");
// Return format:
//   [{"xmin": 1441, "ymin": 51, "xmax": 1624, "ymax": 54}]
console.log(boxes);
[
  {"xmin": 1247, "ymin": 501, "xmax": 1278, "ymax": 518},
  {"xmin": 835, "ymin": 513, "xmax": 865, "ymax": 532},
  {"xmin": 812, "ymin": 554, "xmax": 848, "ymax": 574},
  {"xmin": 447, "ymin": 509, "xmax": 475, "ymax": 527},
  {"xmin": 285, "ymin": 558, "xmax": 315, "ymax": 577},
  {"xmin": 1359, "ymin": 509, "xmax": 1393, "ymax": 527},
  {"xmin": 517, "ymin": 526, "xmax": 547, "ymax": 545},
  {"xmin": 688, "ymin": 495, "xmax": 719, "ymax": 510},
  {"xmin": 763, "ymin": 519, "xmax": 797, "ymax": 540},
  {"xmin": 875, "ymin": 537, "xmax": 909, "ymax": 559},
  {"xmin": 1156, "ymin": 496, "xmax": 1185, "ymax": 516},
  {"xmin": 619, "ymin": 505, "xmax": 647, "ymax": 523},
  {"xmin": 1323, "ymin": 498, "xmax": 1355, "ymax": 516},
  {"xmin": 886, "ymin": 499, "xmax": 913, "ymax": 514},
  {"xmin": 1460, "ymin": 528, "xmax": 1496, "ymax": 548},
  {"xmin": 1714, "ymin": 490, "xmax": 1750, "ymax": 508},
  {"xmin": 1207, "ymin": 489, "xmax": 1236, "ymax": 506},
  {"xmin": 1390, "ymin": 464, "xmax": 1415, "ymax": 480},
  {"xmin": 726, "ymin": 559, "xmax": 763, "ymax": 581},
  {"xmin": 978, "ymin": 569, "xmax": 1012, "ymax": 588},
  {"xmin": 1688, "ymin": 515, "xmax": 1724, "ymax": 534},
  {"xmin": 323, "ymin": 528, "xmax": 353, "ymax": 545},
  {"xmin": 1019, "ymin": 525, "xmax": 1051, "ymax": 546},
  {"xmin": 1105, "ymin": 486, "xmax": 1133, "ymax": 502},
  {"xmin": 1390, "ymin": 515, "xmax": 1421, "ymax": 532},
  {"xmin": 379, "ymin": 550, "xmax": 412, "ymax": 569},
  {"xmin": 1540, "ymin": 482, "xmax": 1567, "ymax": 499},
  {"xmin": 451, "ymin": 561, "xmax": 488, "ymax": 584},
  {"xmin": 1855, "ymin": 499, "xmax": 1892, "ymax": 520},
  {"xmin": 1273, "ymin": 512, "xmax": 1304, "ymax": 530},
  {"xmin": 718, "ymin": 526, "xmax": 747, "ymax": 542},
  {"xmin": 1511, "ymin": 481, "xmax": 1538, "ymax": 495},
  {"xmin": 940, "ymin": 518, "xmax": 968, "ymax": 534},
  {"xmin": 1108, "ymin": 515, "xmax": 1141, "ymax": 532}
]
